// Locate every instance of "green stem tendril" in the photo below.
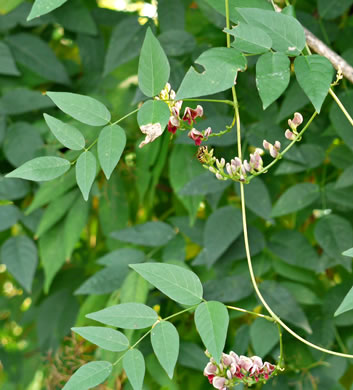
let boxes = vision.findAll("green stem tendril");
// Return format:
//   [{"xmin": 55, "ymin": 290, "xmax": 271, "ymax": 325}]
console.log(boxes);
[{"xmin": 225, "ymin": 0, "xmax": 353, "ymax": 360}]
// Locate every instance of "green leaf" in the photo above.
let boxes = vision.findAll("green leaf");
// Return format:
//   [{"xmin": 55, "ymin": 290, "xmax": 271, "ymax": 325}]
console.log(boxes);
[
  {"xmin": 35, "ymin": 189, "xmax": 78, "ymax": 238},
  {"xmin": 97, "ymin": 248, "xmax": 145, "ymax": 267},
  {"xmin": 201, "ymin": 206, "xmax": 242, "ymax": 266},
  {"xmin": 0, "ymin": 177, "xmax": 29, "ymax": 201},
  {"xmin": 343, "ymin": 248, "xmax": 353, "ymax": 257},
  {"xmin": 226, "ymin": 23, "xmax": 272, "ymax": 54},
  {"xmin": 4, "ymin": 122, "xmax": 43, "ymax": 167},
  {"xmin": 123, "ymin": 349, "xmax": 145, "ymax": 390},
  {"xmin": 98, "ymin": 125, "xmax": 126, "ymax": 179},
  {"xmin": 1, "ymin": 236, "xmax": 37, "ymax": 292},
  {"xmin": 256, "ymin": 52, "xmax": 290, "ymax": 109},
  {"xmin": 169, "ymin": 145, "xmax": 204, "ymax": 222},
  {"xmin": 130, "ymin": 262, "xmax": 203, "ymax": 305},
  {"xmin": 27, "ymin": 0, "xmax": 68, "ymax": 20},
  {"xmin": 63, "ymin": 361, "xmax": 112, "ymax": 390},
  {"xmin": 26, "ymin": 169, "xmax": 76, "ymax": 214},
  {"xmin": 159, "ymin": 30, "xmax": 196, "ymax": 56},
  {"xmin": 104, "ymin": 16, "xmax": 146, "ymax": 75},
  {"xmin": 294, "ymin": 55, "xmax": 334, "ymax": 113},
  {"xmin": 318, "ymin": 0, "xmax": 353, "ymax": 20},
  {"xmin": 151, "ymin": 321, "xmax": 179, "ymax": 379},
  {"xmin": 194, "ymin": 301, "xmax": 229, "ymax": 364},
  {"xmin": 272, "ymin": 183, "xmax": 320, "ymax": 217},
  {"xmin": 6, "ymin": 33, "xmax": 70, "ymax": 85},
  {"xmin": 138, "ymin": 27, "xmax": 170, "ymax": 97},
  {"xmin": 0, "ymin": 41, "xmax": 20, "ymax": 75},
  {"xmin": 76, "ymin": 151, "xmax": 96, "ymax": 201},
  {"xmin": 269, "ymin": 230, "xmax": 319, "ymax": 271},
  {"xmin": 0, "ymin": 88, "xmax": 54, "ymax": 115},
  {"xmin": 334, "ymin": 286, "xmax": 353, "ymax": 317},
  {"xmin": 336, "ymin": 165, "xmax": 353, "ymax": 189},
  {"xmin": 111, "ymin": 221, "xmax": 175, "ymax": 247},
  {"xmin": 330, "ymin": 91, "xmax": 353, "ymax": 151},
  {"xmin": 6, "ymin": 156, "xmax": 71, "ymax": 182},
  {"xmin": 39, "ymin": 221, "xmax": 66, "ymax": 292},
  {"xmin": 0, "ymin": 205, "xmax": 20, "ymax": 231},
  {"xmin": 137, "ymin": 100, "xmax": 170, "ymax": 129},
  {"xmin": 64, "ymin": 195, "xmax": 89, "ymax": 259},
  {"xmin": 237, "ymin": 8, "xmax": 306, "ymax": 56},
  {"xmin": 204, "ymin": 0, "xmax": 272, "ymax": 24},
  {"xmin": 179, "ymin": 172, "xmax": 231, "ymax": 196},
  {"xmin": 314, "ymin": 215, "xmax": 353, "ymax": 270},
  {"xmin": 260, "ymin": 281, "xmax": 312, "ymax": 333},
  {"xmin": 44, "ymin": 114, "xmax": 85, "ymax": 151},
  {"xmin": 235, "ymin": 177, "xmax": 272, "ymax": 220},
  {"xmin": 46, "ymin": 92, "xmax": 111, "ymax": 126},
  {"xmin": 86, "ymin": 303, "xmax": 158, "ymax": 329},
  {"xmin": 176, "ymin": 47, "xmax": 246, "ymax": 100},
  {"xmin": 250, "ymin": 318, "xmax": 278, "ymax": 357},
  {"xmin": 72, "ymin": 326, "xmax": 129, "ymax": 352}
]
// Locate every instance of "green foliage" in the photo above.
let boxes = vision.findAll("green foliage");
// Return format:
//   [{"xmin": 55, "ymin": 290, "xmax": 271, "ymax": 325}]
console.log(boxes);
[{"xmin": 1, "ymin": 1, "xmax": 353, "ymax": 389}]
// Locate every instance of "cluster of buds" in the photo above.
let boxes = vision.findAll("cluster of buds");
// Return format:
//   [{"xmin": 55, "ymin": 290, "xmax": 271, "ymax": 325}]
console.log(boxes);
[
  {"xmin": 263, "ymin": 140, "xmax": 281, "ymax": 158},
  {"xmin": 285, "ymin": 112, "xmax": 304, "ymax": 141},
  {"xmin": 204, "ymin": 351, "xmax": 277, "ymax": 389},
  {"xmin": 204, "ymin": 147, "xmax": 264, "ymax": 183}
]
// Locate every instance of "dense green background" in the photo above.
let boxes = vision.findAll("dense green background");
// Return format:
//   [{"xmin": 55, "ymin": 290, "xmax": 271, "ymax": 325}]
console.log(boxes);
[{"xmin": 1, "ymin": 0, "xmax": 353, "ymax": 388}]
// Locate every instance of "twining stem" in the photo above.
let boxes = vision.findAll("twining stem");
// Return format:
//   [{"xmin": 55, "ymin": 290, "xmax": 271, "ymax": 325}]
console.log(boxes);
[
  {"xmin": 224, "ymin": 0, "xmax": 353, "ymax": 360},
  {"xmin": 329, "ymin": 88, "xmax": 353, "ymax": 127},
  {"xmin": 248, "ymin": 111, "xmax": 318, "ymax": 181},
  {"xmin": 277, "ymin": 324, "xmax": 284, "ymax": 369}
]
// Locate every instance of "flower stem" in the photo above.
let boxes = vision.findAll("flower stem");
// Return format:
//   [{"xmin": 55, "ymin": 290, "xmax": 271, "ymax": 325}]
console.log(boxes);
[
  {"xmin": 329, "ymin": 88, "xmax": 353, "ymax": 127},
  {"xmin": 226, "ymin": 305, "xmax": 274, "ymax": 322},
  {"xmin": 248, "ymin": 110, "xmax": 318, "ymax": 181},
  {"xmin": 225, "ymin": 0, "xmax": 353, "ymax": 360}
]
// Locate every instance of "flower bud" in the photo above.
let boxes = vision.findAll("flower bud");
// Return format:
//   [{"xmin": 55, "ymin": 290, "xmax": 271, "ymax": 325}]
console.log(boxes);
[
  {"xmin": 209, "ymin": 166, "xmax": 217, "ymax": 174},
  {"xmin": 226, "ymin": 163, "xmax": 232, "ymax": 176},
  {"xmin": 269, "ymin": 144, "xmax": 278, "ymax": 158},
  {"xmin": 274, "ymin": 140, "xmax": 281, "ymax": 150},
  {"xmin": 216, "ymin": 173, "xmax": 223, "ymax": 180},
  {"xmin": 243, "ymin": 160, "xmax": 251, "ymax": 172},
  {"xmin": 292, "ymin": 112, "xmax": 303, "ymax": 126},
  {"xmin": 232, "ymin": 157, "xmax": 242, "ymax": 168},
  {"xmin": 212, "ymin": 376, "xmax": 226, "ymax": 390},
  {"xmin": 255, "ymin": 148, "xmax": 264, "ymax": 156},
  {"xmin": 204, "ymin": 127, "xmax": 212, "ymax": 138},
  {"xmin": 285, "ymin": 129, "xmax": 296, "ymax": 141},
  {"xmin": 263, "ymin": 140, "xmax": 271, "ymax": 150}
]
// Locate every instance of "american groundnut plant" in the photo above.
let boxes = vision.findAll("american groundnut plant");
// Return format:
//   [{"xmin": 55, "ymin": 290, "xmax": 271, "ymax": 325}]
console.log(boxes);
[{"xmin": 2, "ymin": 0, "xmax": 353, "ymax": 389}]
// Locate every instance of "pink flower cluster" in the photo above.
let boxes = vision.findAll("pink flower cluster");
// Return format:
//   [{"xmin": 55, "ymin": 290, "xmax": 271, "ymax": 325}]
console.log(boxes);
[{"xmin": 204, "ymin": 351, "xmax": 276, "ymax": 389}]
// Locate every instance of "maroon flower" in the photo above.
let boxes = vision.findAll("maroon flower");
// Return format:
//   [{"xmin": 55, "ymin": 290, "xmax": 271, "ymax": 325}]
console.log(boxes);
[
  {"xmin": 183, "ymin": 105, "xmax": 204, "ymax": 124},
  {"xmin": 188, "ymin": 128, "xmax": 204, "ymax": 146}
]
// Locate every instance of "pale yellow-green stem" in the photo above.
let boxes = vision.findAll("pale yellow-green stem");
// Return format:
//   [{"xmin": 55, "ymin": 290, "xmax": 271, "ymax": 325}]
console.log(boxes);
[{"xmin": 224, "ymin": 0, "xmax": 353, "ymax": 360}]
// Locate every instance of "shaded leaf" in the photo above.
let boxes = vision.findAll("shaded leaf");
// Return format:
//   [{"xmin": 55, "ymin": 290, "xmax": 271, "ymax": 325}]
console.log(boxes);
[
  {"xmin": 335, "ymin": 287, "xmax": 353, "ymax": 317},
  {"xmin": 0, "ymin": 41, "xmax": 20, "ymax": 75},
  {"xmin": 112, "ymin": 221, "xmax": 175, "ymax": 247},
  {"xmin": 272, "ymin": 183, "xmax": 320, "ymax": 217},
  {"xmin": 250, "ymin": 318, "xmax": 278, "ymax": 357},
  {"xmin": 1, "ymin": 236, "xmax": 37, "ymax": 292}
]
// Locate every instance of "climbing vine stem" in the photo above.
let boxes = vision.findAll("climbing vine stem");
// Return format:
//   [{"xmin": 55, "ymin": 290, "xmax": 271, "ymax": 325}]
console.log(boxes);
[{"xmin": 224, "ymin": 0, "xmax": 353, "ymax": 360}]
